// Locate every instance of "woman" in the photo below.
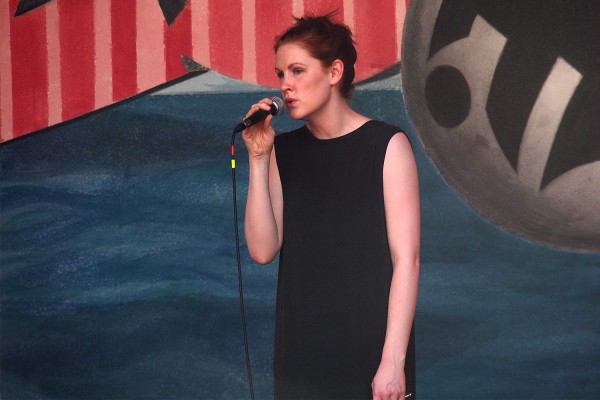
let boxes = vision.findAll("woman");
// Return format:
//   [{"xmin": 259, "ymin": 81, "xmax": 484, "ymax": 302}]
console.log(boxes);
[{"xmin": 242, "ymin": 14, "xmax": 420, "ymax": 400}]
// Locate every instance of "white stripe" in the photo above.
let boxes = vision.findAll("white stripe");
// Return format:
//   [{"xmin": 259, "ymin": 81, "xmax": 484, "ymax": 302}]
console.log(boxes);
[
  {"xmin": 343, "ymin": 0, "xmax": 354, "ymax": 34},
  {"xmin": 293, "ymin": 0, "xmax": 303, "ymax": 18},
  {"xmin": 395, "ymin": 0, "xmax": 406, "ymax": 61},
  {"xmin": 0, "ymin": 0, "xmax": 13, "ymax": 141},
  {"xmin": 191, "ymin": 0, "xmax": 210, "ymax": 68},
  {"xmin": 242, "ymin": 0, "xmax": 257, "ymax": 84},
  {"xmin": 136, "ymin": 0, "xmax": 165, "ymax": 93},
  {"xmin": 517, "ymin": 57, "xmax": 583, "ymax": 190},
  {"xmin": 47, "ymin": 1, "xmax": 62, "ymax": 126},
  {"xmin": 94, "ymin": 0, "xmax": 112, "ymax": 109}
]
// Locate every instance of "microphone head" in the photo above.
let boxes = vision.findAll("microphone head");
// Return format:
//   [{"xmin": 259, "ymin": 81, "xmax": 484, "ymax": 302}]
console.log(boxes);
[{"xmin": 270, "ymin": 96, "xmax": 285, "ymax": 116}]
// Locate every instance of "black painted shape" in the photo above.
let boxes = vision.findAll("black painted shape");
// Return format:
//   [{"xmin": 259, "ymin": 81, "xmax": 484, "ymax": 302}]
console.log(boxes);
[
  {"xmin": 481, "ymin": 1, "xmax": 600, "ymax": 188},
  {"xmin": 433, "ymin": 0, "xmax": 600, "ymax": 188},
  {"xmin": 542, "ymin": 77, "xmax": 600, "ymax": 189},
  {"xmin": 179, "ymin": 54, "xmax": 209, "ymax": 74},
  {"xmin": 158, "ymin": 0, "xmax": 189, "ymax": 26},
  {"xmin": 428, "ymin": 0, "xmax": 478, "ymax": 60},
  {"xmin": 425, "ymin": 66, "xmax": 470, "ymax": 129},
  {"xmin": 14, "ymin": 0, "xmax": 53, "ymax": 17}
]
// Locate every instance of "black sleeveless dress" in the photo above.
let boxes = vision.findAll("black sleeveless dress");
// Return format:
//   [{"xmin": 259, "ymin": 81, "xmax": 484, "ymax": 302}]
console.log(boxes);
[{"xmin": 273, "ymin": 120, "xmax": 416, "ymax": 399}]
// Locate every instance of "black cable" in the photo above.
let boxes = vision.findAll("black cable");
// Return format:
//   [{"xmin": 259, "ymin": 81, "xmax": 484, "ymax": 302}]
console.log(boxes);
[{"xmin": 230, "ymin": 132, "xmax": 255, "ymax": 400}]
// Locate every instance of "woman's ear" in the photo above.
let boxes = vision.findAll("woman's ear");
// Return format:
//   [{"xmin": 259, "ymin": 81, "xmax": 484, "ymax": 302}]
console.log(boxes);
[{"xmin": 330, "ymin": 59, "xmax": 344, "ymax": 86}]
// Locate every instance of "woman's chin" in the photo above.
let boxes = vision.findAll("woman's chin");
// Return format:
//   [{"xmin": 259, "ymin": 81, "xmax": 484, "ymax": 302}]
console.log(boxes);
[{"xmin": 287, "ymin": 111, "xmax": 304, "ymax": 121}]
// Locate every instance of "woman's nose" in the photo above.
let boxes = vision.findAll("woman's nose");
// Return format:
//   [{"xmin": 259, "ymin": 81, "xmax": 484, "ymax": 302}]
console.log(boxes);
[{"xmin": 280, "ymin": 74, "xmax": 292, "ymax": 92}]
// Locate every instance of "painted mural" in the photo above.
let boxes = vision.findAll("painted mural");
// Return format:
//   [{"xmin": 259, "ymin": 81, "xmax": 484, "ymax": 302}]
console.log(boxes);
[
  {"xmin": 1, "ymin": 0, "xmax": 599, "ymax": 399},
  {"xmin": 0, "ymin": 0, "xmax": 408, "ymax": 141},
  {"xmin": 402, "ymin": 1, "xmax": 600, "ymax": 252}
]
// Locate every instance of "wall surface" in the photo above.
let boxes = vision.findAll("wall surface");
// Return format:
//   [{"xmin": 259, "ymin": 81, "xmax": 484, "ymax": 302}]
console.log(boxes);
[
  {"xmin": 1, "ymin": 0, "xmax": 599, "ymax": 399},
  {"xmin": 0, "ymin": 0, "xmax": 408, "ymax": 141}
]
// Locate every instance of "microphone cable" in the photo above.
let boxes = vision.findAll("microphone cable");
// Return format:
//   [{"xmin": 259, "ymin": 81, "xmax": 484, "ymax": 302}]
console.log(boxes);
[{"xmin": 230, "ymin": 131, "xmax": 255, "ymax": 400}]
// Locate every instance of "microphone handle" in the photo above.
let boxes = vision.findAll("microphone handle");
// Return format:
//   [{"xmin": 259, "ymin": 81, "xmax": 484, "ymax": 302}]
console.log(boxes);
[
  {"xmin": 233, "ymin": 107, "xmax": 275, "ymax": 133},
  {"xmin": 245, "ymin": 109, "xmax": 271, "ymax": 126}
]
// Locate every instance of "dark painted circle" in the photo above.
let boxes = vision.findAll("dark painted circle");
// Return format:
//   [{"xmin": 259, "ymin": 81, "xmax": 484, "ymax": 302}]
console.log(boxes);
[{"xmin": 425, "ymin": 65, "xmax": 471, "ymax": 128}]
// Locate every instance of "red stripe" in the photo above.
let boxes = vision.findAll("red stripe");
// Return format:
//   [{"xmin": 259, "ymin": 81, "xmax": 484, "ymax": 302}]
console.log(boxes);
[
  {"xmin": 164, "ymin": 2, "xmax": 192, "ymax": 82},
  {"xmin": 59, "ymin": 0, "xmax": 95, "ymax": 121},
  {"xmin": 1, "ymin": 0, "xmax": 14, "ymax": 141},
  {"xmin": 354, "ymin": 0, "xmax": 397, "ymax": 81},
  {"xmin": 111, "ymin": 0, "xmax": 137, "ymax": 102},
  {"xmin": 255, "ymin": 0, "xmax": 293, "ymax": 87},
  {"xmin": 10, "ymin": 0, "xmax": 48, "ymax": 137},
  {"xmin": 303, "ymin": 0, "xmax": 344, "ymax": 20},
  {"xmin": 208, "ymin": 0, "xmax": 243, "ymax": 79}
]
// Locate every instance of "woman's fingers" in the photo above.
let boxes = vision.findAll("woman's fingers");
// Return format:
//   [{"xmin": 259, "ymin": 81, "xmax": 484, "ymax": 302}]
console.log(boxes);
[
  {"xmin": 244, "ymin": 98, "xmax": 273, "ymax": 119},
  {"xmin": 240, "ymin": 98, "xmax": 277, "ymax": 159}
]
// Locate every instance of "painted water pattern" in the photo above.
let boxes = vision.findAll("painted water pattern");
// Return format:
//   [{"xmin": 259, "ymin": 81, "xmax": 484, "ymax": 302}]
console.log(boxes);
[{"xmin": 1, "ymin": 91, "xmax": 599, "ymax": 399}]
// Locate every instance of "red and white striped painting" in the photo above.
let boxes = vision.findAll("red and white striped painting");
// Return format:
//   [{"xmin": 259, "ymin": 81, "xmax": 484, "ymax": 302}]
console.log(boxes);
[{"xmin": 0, "ymin": 0, "xmax": 409, "ymax": 142}]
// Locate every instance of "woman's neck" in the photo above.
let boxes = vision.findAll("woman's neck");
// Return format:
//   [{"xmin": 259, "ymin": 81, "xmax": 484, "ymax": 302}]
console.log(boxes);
[{"xmin": 306, "ymin": 99, "xmax": 369, "ymax": 140}]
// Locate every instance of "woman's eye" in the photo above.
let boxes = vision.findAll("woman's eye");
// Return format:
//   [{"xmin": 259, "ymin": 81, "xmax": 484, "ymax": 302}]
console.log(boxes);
[
  {"xmin": 276, "ymin": 71, "xmax": 284, "ymax": 79},
  {"xmin": 293, "ymin": 69, "xmax": 303, "ymax": 75}
]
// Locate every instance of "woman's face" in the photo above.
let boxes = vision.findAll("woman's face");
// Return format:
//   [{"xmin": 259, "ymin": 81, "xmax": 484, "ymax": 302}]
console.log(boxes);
[{"xmin": 275, "ymin": 43, "xmax": 333, "ymax": 121}]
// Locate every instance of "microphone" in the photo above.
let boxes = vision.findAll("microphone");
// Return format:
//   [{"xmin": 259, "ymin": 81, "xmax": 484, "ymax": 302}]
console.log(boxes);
[{"xmin": 233, "ymin": 97, "xmax": 285, "ymax": 133}]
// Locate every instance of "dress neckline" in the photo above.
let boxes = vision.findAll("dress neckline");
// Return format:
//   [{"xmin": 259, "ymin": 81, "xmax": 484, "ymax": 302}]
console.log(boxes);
[{"xmin": 305, "ymin": 120, "xmax": 375, "ymax": 142}]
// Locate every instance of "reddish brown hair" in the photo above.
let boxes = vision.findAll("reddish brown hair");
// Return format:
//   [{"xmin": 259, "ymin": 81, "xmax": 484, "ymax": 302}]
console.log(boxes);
[{"xmin": 274, "ymin": 12, "xmax": 357, "ymax": 99}]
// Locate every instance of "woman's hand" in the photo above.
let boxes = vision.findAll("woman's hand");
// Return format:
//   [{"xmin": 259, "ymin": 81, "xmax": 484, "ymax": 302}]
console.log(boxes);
[
  {"xmin": 372, "ymin": 356, "xmax": 406, "ymax": 400},
  {"xmin": 241, "ymin": 98, "xmax": 277, "ymax": 160}
]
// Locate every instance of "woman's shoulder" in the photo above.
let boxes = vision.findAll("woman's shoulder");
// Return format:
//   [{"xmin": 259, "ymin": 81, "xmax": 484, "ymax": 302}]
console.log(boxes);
[
  {"xmin": 363, "ymin": 120, "xmax": 404, "ymax": 136},
  {"xmin": 357, "ymin": 120, "xmax": 407, "ymax": 148}
]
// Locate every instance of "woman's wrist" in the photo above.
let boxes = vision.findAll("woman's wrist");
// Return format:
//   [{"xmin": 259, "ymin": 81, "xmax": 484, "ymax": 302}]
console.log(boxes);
[{"xmin": 381, "ymin": 345, "xmax": 406, "ymax": 368}]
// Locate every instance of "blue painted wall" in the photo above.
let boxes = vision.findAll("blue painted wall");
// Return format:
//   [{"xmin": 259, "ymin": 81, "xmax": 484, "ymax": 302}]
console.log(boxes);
[{"xmin": 1, "ymin": 90, "xmax": 599, "ymax": 399}]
